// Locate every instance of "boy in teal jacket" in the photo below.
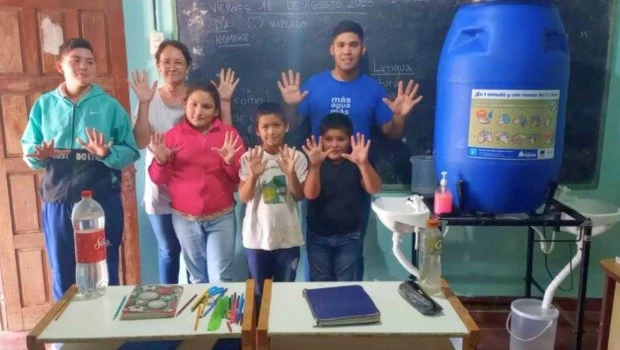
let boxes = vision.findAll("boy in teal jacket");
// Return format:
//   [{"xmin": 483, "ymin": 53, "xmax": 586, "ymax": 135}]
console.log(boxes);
[{"xmin": 21, "ymin": 38, "xmax": 139, "ymax": 301}]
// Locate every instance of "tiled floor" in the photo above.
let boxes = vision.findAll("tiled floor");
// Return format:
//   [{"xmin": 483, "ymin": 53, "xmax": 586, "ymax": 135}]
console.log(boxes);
[{"xmin": 0, "ymin": 298, "xmax": 601, "ymax": 349}]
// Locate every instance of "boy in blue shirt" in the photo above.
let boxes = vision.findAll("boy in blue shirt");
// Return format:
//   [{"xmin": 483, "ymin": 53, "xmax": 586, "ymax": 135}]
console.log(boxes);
[
  {"xmin": 303, "ymin": 113, "xmax": 381, "ymax": 281},
  {"xmin": 278, "ymin": 20, "xmax": 423, "ymax": 280},
  {"xmin": 21, "ymin": 38, "xmax": 139, "ymax": 301}
]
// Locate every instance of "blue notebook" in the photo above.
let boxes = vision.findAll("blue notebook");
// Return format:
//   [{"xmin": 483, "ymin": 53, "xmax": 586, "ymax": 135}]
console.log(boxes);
[{"xmin": 302, "ymin": 285, "xmax": 381, "ymax": 327}]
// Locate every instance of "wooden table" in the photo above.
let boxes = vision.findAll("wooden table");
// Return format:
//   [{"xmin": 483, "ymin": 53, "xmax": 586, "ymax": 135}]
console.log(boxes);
[
  {"xmin": 598, "ymin": 259, "xmax": 620, "ymax": 350},
  {"xmin": 27, "ymin": 281, "xmax": 256, "ymax": 350},
  {"xmin": 257, "ymin": 279, "xmax": 479, "ymax": 350}
]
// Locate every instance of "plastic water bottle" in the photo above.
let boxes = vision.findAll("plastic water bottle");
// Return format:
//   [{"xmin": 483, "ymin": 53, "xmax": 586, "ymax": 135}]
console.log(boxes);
[
  {"xmin": 72, "ymin": 190, "xmax": 108, "ymax": 299},
  {"xmin": 419, "ymin": 218, "xmax": 442, "ymax": 296}
]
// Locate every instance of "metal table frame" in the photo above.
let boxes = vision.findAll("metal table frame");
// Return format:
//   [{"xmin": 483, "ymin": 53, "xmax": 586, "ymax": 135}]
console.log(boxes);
[{"xmin": 416, "ymin": 196, "xmax": 592, "ymax": 350}]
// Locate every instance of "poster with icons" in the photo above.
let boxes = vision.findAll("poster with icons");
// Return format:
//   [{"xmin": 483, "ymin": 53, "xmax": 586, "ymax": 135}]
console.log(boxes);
[{"xmin": 467, "ymin": 89, "xmax": 559, "ymax": 160}]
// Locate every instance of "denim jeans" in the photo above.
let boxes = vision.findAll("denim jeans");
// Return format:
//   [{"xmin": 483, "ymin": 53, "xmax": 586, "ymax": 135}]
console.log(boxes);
[
  {"xmin": 148, "ymin": 214, "xmax": 181, "ymax": 284},
  {"xmin": 172, "ymin": 211, "xmax": 236, "ymax": 283},
  {"xmin": 306, "ymin": 231, "xmax": 362, "ymax": 281},
  {"xmin": 245, "ymin": 246, "xmax": 300, "ymax": 296},
  {"xmin": 303, "ymin": 195, "xmax": 370, "ymax": 282}
]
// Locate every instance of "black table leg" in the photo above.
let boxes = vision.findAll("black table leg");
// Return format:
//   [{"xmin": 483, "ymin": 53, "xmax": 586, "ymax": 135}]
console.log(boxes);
[
  {"xmin": 574, "ymin": 225, "xmax": 592, "ymax": 350},
  {"xmin": 525, "ymin": 226, "xmax": 535, "ymax": 298}
]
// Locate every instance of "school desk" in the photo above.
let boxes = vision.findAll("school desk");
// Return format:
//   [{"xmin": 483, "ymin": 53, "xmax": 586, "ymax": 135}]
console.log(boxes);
[
  {"xmin": 256, "ymin": 279, "xmax": 479, "ymax": 350},
  {"xmin": 598, "ymin": 259, "xmax": 620, "ymax": 350},
  {"xmin": 26, "ymin": 280, "xmax": 256, "ymax": 350}
]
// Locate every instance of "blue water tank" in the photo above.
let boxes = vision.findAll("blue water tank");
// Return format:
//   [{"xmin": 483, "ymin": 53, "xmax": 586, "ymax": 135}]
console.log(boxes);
[{"xmin": 434, "ymin": 0, "xmax": 569, "ymax": 213}]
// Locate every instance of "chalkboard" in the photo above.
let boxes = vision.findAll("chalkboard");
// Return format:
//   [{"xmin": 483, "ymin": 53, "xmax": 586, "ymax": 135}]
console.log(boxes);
[{"xmin": 176, "ymin": 0, "xmax": 613, "ymax": 186}]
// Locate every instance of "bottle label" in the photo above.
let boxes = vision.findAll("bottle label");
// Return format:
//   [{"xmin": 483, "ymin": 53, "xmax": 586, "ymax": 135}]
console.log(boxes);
[
  {"xmin": 75, "ymin": 230, "xmax": 107, "ymax": 263},
  {"xmin": 427, "ymin": 235, "xmax": 443, "ymax": 255}
]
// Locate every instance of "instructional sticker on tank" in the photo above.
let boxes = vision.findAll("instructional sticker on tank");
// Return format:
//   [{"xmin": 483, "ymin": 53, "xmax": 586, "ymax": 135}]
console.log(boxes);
[{"xmin": 467, "ymin": 89, "xmax": 559, "ymax": 160}]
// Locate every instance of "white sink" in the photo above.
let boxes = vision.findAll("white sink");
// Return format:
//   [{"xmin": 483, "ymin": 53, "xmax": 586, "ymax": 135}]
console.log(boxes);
[
  {"xmin": 543, "ymin": 194, "xmax": 620, "ymax": 309},
  {"xmin": 557, "ymin": 196, "xmax": 620, "ymax": 237},
  {"xmin": 371, "ymin": 196, "xmax": 430, "ymax": 233},
  {"xmin": 561, "ymin": 198, "xmax": 620, "ymax": 227},
  {"xmin": 371, "ymin": 195, "xmax": 431, "ymax": 279}
]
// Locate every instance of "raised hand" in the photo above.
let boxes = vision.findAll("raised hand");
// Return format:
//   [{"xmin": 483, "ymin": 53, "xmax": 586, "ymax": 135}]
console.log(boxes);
[
  {"xmin": 382, "ymin": 80, "xmax": 423, "ymax": 118},
  {"xmin": 302, "ymin": 135, "xmax": 329, "ymax": 166},
  {"xmin": 77, "ymin": 128, "xmax": 112, "ymax": 158},
  {"xmin": 129, "ymin": 69, "xmax": 157, "ymax": 103},
  {"xmin": 211, "ymin": 131, "xmax": 242, "ymax": 165},
  {"xmin": 276, "ymin": 145, "xmax": 299, "ymax": 176},
  {"xmin": 277, "ymin": 70, "xmax": 308, "ymax": 105},
  {"xmin": 211, "ymin": 67, "xmax": 240, "ymax": 102},
  {"xmin": 342, "ymin": 133, "xmax": 370, "ymax": 166},
  {"xmin": 26, "ymin": 139, "xmax": 71, "ymax": 160},
  {"xmin": 246, "ymin": 146, "xmax": 267, "ymax": 177},
  {"xmin": 147, "ymin": 132, "xmax": 176, "ymax": 165}
]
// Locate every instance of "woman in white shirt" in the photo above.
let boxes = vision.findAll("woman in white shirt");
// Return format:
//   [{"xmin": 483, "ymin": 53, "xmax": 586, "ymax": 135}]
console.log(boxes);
[{"xmin": 129, "ymin": 40, "xmax": 239, "ymax": 284}]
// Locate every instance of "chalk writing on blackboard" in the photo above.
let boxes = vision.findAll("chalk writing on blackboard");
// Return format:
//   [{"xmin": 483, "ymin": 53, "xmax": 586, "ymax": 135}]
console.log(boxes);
[{"xmin": 177, "ymin": 0, "xmax": 612, "ymax": 185}]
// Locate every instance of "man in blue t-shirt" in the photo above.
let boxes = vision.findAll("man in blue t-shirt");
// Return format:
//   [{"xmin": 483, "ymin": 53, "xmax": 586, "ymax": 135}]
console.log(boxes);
[{"xmin": 277, "ymin": 20, "xmax": 423, "ymax": 281}]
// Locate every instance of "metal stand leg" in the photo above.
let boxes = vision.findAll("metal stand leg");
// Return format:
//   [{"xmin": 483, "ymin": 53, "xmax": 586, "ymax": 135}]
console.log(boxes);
[
  {"xmin": 525, "ymin": 226, "xmax": 534, "ymax": 298},
  {"xmin": 575, "ymin": 226, "xmax": 592, "ymax": 350},
  {"xmin": 411, "ymin": 229, "xmax": 418, "ymax": 267},
  {"xmin": 409, "ymin": 228, "xmax": 418, "ymax": 281}
]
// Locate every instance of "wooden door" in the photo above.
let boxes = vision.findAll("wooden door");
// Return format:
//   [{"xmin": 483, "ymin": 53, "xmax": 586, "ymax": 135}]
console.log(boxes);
[{"xmin": 0, "ymin": 0, "xmax": 140, "ymax": 331}]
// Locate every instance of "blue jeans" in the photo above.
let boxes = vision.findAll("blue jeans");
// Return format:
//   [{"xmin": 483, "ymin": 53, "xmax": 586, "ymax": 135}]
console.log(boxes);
[
  {"xmin": 42, "ymin": 193, "xmax": 123, "ymax": 301},
  {"xmin": 303, "ymin": 194, "xmax": 370, "ymax": 281},
  {"xmin": 172, "ymin": 211, "xmax": 236, "ymax": 283},
  {"xmin": 245, "ymin": 247, "xmax": 300, "ymax": 296},
  {"xmin": 306, "ymin": 231, "xmax": 363, "ymax": 281},
  {"xmin": 147, "ymin": 214, "xmax": 181, "ymax": 284}
]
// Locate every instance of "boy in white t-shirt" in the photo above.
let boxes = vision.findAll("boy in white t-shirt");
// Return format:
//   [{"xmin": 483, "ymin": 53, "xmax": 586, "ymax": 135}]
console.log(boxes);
[{"xmin": 238, "ymin": 102, "xmax": 307, "ymax": 300}]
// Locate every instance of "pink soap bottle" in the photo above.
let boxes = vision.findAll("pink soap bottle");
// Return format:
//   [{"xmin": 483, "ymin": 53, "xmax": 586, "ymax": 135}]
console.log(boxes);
[{"xmin": 434, "ymin": 171, "xmax": 453, "ymax": 215}]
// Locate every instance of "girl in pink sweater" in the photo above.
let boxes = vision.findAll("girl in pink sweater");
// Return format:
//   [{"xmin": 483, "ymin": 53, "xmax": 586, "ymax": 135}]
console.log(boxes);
[{"xmin": 148, "ymin": 83, "xmax": 245, "ymax": 283}]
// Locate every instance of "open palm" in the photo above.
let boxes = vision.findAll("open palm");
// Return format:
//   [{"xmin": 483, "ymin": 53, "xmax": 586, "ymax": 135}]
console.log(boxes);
[
  {"xmin": 77, "ymin": 128, "xmax": 112, "ymax": 158},
  {"xmin": 129, "ymin": 69, "xmax": 157, "ymax": 103},
  {"xmin": 211, "ymin": 67, "xmax": 240, "ymax": 101},
  {"xmin": 247, "ymin": 146, "xmax": 267, "ymax": 177},
  {"xmin": 277, "ymin": 70, "xmax": 308, "ymax": 105},
  {"xmin": 382, "ymin": 80, "xmax": 423, "ymax": 117},
  {"xmin": 277, "ymin": 145, "xmax": 298, "ymax": 176},
  {"xmin": 342, "ymin": 133, "xmax": 370, "ymax": 165},
  {"xmin": 26, "ymin": 139, "xmax": 70, "ymax": 160},
  {"xmin": 148, "ymin": 132, "xmax": 174, "ymax": 164},
  {"xmin": 302, "ymin": 136, "xmax": 329, "ymax": 165},
  {"xmin": 212, "ymin": 131, "xmax": 242, "ymax": 165}
]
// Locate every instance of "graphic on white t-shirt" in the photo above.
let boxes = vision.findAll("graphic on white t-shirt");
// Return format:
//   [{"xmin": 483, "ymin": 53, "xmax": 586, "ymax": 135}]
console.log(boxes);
[{"xmin": 261, "ymin": 175, "xmax": 286, "ymax": 204}]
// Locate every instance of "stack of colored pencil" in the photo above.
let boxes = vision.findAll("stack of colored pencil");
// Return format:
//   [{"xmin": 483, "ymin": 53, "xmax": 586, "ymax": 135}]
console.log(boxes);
[
  {"xmin": 226, "ymin": 292, "xmax": 244, "ymax": 325},
  {"xmin": 185, "ymin": 288, "xmax": 245, "ymax": 332}
]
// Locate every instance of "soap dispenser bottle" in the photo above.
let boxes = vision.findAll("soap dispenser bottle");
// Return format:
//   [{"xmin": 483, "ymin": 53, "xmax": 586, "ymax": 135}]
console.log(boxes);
[{"xmin": 434, "ymin": 171, "xmax": 453, "ymax": 215}]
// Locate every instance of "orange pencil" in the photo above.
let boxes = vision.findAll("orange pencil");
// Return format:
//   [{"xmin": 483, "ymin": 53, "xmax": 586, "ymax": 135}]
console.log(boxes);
[{"xmin": 194, "ymin": 303, "xmax": 204, "ymax": 331}]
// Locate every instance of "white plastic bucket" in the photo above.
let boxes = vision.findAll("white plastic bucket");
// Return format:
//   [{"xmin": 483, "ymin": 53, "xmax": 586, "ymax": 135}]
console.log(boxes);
[{"xmin": 506, "ymin": 298, "xmax": 559, "ymax": 350}]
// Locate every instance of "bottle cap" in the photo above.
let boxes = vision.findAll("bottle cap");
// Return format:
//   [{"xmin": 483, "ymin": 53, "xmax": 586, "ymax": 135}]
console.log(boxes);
[
  {"xmin": 426, "ymin": 218, "xmax": 439, "ymax": 228},
  {"xmin": 81, "ymin": 190, "xmax": 92, "ymax": 198}
]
